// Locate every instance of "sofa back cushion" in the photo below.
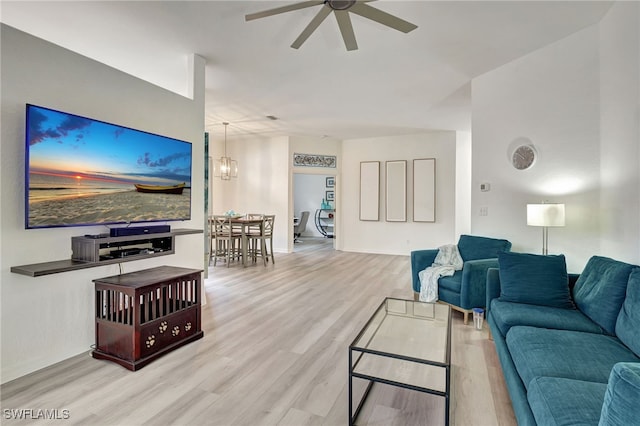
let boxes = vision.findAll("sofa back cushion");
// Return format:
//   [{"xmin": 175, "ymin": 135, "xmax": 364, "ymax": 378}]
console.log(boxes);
[
  {"xmin": 573, "ymin": 256, "xmax": 635, "ymax": 335},
  {"xmin": 615, "ymin": 268, "xmax": 640, "ymax": 357},
  {"xmin": 498, "ymin": 252, "xmax": 574, "ymax": 309},
  {"xmin": 457, "ymin": 234, "xmax": 511, "ymax": 262}
]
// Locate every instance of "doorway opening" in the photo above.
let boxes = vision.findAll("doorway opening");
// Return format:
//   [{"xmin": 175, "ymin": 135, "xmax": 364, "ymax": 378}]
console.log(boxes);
[{"xmin": 293, "ymin": 173, "xmax": 335, "ymax": 252}]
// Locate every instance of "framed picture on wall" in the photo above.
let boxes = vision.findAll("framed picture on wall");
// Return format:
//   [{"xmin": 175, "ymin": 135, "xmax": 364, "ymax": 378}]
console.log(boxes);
[
  {"xmin": 326, "ymin": 191, "xmax": 335, "ymax": 201},
  {"xmin": 413, "ymin": 158, "xmax": 436, "ymax": 222},
  {"xmin": 359, "ymin": 161, "xmax": 380, "ymax": 221},
  {"xmin": 386, "ymin": 160, "xmax": 407, "ymax": 222},
  {"xmin": 326, "ymin": 177, "xmax": 335, "ymax": 188}
]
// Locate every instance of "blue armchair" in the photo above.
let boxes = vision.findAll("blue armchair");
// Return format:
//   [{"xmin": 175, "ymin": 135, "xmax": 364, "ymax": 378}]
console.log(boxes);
[{"xmin": 410, "ymin": 234, "xmax": 512, "ymax": 324}]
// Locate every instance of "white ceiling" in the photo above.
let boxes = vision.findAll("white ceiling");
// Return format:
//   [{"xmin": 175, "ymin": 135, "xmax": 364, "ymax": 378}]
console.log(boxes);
[{"xmin": 1, "ymin": 1, "xmax": 613, "ymax": 141}]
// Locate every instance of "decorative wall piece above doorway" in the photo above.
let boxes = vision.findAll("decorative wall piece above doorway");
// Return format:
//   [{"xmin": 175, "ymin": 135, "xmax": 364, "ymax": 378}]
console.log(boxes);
[{"xmin": 293, "ymin": 153, "xmax": 337, "ymax": 168}]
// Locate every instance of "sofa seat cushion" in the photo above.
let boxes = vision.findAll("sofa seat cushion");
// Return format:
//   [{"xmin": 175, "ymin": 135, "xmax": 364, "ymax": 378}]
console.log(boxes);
[
  {"xmin": 528, "ymin": 376, "xmax": 607, "ymax": 426},
  {"xmin": 490, "ymin": 299, "xmax": 604, "ymax": 337},
  {"xmin": 616, "ymin": 268, "xmax": 640, "ymax": 357},
  {"xmin": 506, "ymin": 326, "xmax": 640, "ymax": 389},
  {"xmin": 573, "ymin": 256, "xmax": 636, "ymax": 335},
  {"xmin": 438, "ymin": 271, "xmax": 462, "ymax": 293}
]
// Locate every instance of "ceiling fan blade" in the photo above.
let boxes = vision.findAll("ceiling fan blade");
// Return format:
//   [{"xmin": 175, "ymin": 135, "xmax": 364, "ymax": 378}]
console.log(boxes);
[
  {"xmin": 335, "ymin": 10, "xmax": 358, "ymax": 51},
  {"xmin": 291, "ymin": 5, "xmax": 332, "ymax": 49},
  {"xmin": 245, "ymin": 0, "xmax": 324, "ymax": 21},
  {"xmin": 349, "ymin": 2, "xmax": 418, "ymax": 33}
]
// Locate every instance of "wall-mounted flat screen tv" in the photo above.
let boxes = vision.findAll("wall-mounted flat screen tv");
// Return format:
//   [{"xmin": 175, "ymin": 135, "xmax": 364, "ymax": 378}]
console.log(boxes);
[{"xmin": 25, "ymin": 104, "xmax": 192, "ymax": 229}]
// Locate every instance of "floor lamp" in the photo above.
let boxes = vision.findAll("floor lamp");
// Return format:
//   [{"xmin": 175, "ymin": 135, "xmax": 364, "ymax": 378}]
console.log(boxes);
[{"xmin": 527, "ymin": 203, "xmax": 565, "ymax": 255}]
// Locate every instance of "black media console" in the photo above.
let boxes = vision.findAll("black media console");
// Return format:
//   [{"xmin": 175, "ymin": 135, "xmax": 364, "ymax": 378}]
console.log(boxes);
[{"xmin": 72, "ymin": 232, "xmax": 174, "ymax": 262}]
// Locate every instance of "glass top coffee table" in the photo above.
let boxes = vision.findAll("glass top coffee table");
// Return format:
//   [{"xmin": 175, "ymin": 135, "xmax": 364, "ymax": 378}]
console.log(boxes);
[{"xmin": 349, "ymin": 297, "xmax": 452, "ymax": 425}]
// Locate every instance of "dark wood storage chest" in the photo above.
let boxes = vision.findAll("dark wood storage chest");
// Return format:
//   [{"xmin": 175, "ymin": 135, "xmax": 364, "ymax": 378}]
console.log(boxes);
[{"xmin": 92, "ymin": 266, "xmax": 204, "ymax": 370}]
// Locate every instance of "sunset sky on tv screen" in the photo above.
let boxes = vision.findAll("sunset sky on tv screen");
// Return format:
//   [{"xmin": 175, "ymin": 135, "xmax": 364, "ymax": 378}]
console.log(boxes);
[{"xmin": 27, "ymin": 105, "xmax": 191, "ymax": 189}]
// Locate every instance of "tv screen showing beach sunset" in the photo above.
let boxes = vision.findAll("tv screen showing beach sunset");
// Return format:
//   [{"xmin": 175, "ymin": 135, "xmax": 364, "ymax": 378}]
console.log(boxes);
[{"xmin": 25, "ymin": 104, "xmax": 192, "ymax": 229}]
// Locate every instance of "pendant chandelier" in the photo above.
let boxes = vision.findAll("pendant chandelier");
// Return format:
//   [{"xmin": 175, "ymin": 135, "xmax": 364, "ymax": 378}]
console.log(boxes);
[{"xmin": 213, "ymin": 122, "xmax": 238, "ymax": 180}]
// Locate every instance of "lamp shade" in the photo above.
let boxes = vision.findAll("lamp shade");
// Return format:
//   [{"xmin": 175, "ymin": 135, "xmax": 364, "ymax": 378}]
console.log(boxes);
[
  {"xmin": 213, "ymin": 156, "xmax": 238, "ymax": 180},
  {"xmin": 527, "ymin": 203, "xmax": 565, "ymax": 227}
]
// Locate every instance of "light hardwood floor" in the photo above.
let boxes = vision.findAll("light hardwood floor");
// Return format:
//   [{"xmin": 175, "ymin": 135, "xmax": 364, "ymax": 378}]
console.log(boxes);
[{"xmin": 1, "ymin": 238, "xmax": 516, "ymax": 425}]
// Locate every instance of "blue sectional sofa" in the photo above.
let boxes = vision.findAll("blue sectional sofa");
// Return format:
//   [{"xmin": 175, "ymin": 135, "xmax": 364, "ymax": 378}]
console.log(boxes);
[
  {"xmin": 487, "ymin": 253, "xmax": 640, "ymax": 425},
  {"xmin": 411, "ymin": 234, "xmax": 511, "ymax": 324}
]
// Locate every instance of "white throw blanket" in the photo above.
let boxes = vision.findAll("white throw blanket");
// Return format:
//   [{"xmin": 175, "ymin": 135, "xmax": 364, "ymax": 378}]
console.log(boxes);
[{"xmin": 419, "ymin": 244, "xmax": 463, "ymax": 303}]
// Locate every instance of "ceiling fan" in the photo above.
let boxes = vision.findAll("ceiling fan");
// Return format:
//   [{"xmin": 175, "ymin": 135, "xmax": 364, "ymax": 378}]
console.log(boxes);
[{"xmin": 245, "ymin": 0, "xmax": 418, "ymax": 51}]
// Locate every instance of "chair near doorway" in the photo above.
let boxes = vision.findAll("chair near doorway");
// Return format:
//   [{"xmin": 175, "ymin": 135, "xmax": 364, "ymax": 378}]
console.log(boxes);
[
  {"xmin": 250, "ymin": 215, "xmax": 275, "ymax": 266},
  {"xmin": 294, "ymin": 211, "xmax": 310, "ymax": 243},
  {"xmin": 210, "ymin": 215, "xmax": 241, "ymax": 267}
]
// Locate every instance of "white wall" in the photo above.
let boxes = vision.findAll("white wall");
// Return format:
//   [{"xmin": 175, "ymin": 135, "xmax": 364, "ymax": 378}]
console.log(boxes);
[
  {"xmin": 471, "ymin": 3, "xmax": 640, "ymax": 272},
  {"xmin": 209, "ymin": 134, "xmax": 290, "ymax": 252},
  {"xmin": 0, "ymin": 25, "xmax": 205, "ymax": 383},
  {"xmin": 598, "ymin": 1, "xmax": 640, "ymax": 260},
  {"xmin": 341, "ymin": 132, "xmax": 458, "ymax": 255},
  {"xmin": 455, "ymin": 131, "xmax": 472, "ymax": 238}
]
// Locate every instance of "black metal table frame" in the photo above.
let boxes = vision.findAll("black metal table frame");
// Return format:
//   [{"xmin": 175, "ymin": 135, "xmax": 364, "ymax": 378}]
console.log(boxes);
[
  {"xmin": 314, "ymin": 209, "xmax": 334, "ymax": 238},
  {"xmin": 348, "ymin": 297, "xmax": 452, "ymax": 425}
]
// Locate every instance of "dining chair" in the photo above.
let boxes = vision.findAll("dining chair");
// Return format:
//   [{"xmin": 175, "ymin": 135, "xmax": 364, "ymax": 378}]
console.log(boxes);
[
  {"xmin": 210, "ymin": 215, "xmax": 241, "ymax": 267},
  {"xmin": 246, "ymin": 214, "xmax": 275, "ymax": 266},
  {"xmin": 294, "ymin": 211, "xmax": 310, "ymax": 243},
  {"xmin": 246, "ymin": 214, "xmax": 264, "ymax": 239},
  {"xmin": 246, "ymin": 214, "xmax": 265, "ymax": 264},
  {"xmin": 261, "ymin": 215, "xmax": 275, "ymax": 264}
]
